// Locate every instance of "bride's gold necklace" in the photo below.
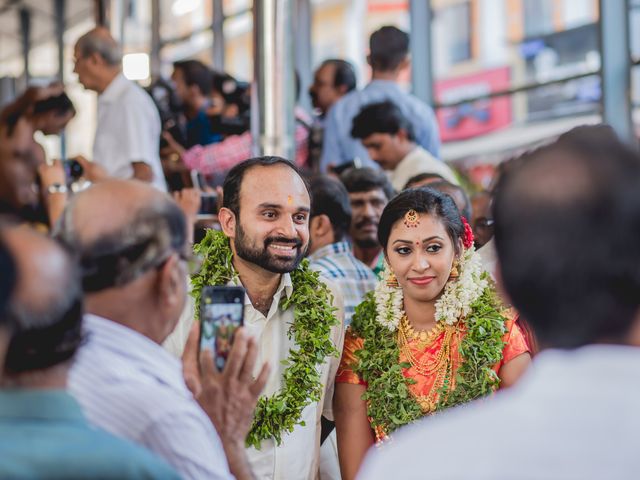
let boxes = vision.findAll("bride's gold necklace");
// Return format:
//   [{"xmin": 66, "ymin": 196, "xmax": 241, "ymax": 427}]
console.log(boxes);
[{"xmin": 397, "ymin": 315, "xmax": 457, "ymax": 413}]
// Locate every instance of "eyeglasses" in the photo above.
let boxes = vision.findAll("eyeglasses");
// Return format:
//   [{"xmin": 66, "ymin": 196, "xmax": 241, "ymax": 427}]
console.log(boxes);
[{"xmin": 474, "ymin": 218, "xmax": 494, "ymax": 229}]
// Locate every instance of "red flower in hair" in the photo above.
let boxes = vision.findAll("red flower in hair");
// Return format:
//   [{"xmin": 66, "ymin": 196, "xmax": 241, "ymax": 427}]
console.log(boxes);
[{"xmin": 461, "ymin": 216, "xmax": 474, "ymax": 249}]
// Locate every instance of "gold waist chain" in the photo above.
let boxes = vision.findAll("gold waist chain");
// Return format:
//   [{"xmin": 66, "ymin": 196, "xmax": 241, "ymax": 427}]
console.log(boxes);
[{"xmin": 397, "ymin": 315, "xmax": 457, "ymax": 414}]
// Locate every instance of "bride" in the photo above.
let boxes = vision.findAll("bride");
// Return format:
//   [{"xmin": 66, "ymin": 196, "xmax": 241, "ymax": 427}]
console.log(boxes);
[{"xmin": 334, "ymin": 188, "xmax": 531, "ymax": 479}]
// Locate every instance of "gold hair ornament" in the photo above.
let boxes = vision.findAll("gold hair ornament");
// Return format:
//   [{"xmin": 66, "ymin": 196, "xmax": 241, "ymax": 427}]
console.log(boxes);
[{"xmin": 403, "ymin": 209, "xmax": 420, "ymax": 228}]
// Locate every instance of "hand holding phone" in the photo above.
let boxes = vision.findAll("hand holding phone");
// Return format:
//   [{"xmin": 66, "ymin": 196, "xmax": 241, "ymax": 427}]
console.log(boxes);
[{"xmin": 199, "ymin": 286, "xmax": 245, "ymax": 372}]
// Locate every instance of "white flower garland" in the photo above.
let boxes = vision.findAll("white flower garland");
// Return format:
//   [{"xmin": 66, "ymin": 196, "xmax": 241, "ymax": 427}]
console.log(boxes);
[
  {"xmin": 434, "ymin": 247, "xmax": 487, "ymax": 325},
  {"xmin": 375, "ymin": 247, "xmax": 488, "ymax": 330},
  {"xmin": 375, "ymin": 262, "xmax": 404, "ymax": 331}
]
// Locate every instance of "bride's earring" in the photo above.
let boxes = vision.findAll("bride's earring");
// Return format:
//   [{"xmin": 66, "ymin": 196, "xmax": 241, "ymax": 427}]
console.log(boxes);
[{"xmin": 449, "ymin": 259, "xmax": 460, "ymax": 280}]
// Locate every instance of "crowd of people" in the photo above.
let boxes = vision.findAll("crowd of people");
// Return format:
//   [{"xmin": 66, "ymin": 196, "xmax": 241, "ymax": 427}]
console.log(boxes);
[{"xmin": 0, "ymin": 20, "xmax": 639, "ymax": 480}]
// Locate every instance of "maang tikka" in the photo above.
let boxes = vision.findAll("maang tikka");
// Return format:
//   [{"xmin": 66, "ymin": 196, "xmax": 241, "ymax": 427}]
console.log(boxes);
[{"xmin": 404, "ymin": 209, "xmax": 420, "ymax": 228}]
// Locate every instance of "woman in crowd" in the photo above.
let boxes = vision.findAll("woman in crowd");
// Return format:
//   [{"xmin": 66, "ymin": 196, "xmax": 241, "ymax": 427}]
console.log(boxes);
[{"xmin": 334, "ymin": 187, "xmax": 531, "ymax": 479}]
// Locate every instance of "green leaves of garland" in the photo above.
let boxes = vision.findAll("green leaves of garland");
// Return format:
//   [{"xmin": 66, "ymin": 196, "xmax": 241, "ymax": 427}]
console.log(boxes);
[
  {"xmin": 190, "ymin": 229, "xmax": 339, "ymax": 449},
  {"xmin": 349, "ymin": 275, "xmax": 508, "ymax": 436},
  {"xmin": 351, "ymin": 293, "xmax": 423, "ymax": 433},
  {"xmin": 437, "ymin": 284, "xmax": 506, "ymax": 410}
]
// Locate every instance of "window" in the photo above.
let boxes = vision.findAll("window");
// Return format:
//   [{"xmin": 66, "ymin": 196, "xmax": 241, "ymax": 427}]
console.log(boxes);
[
  {"xmin": 442, "ymin": 3, "xmax": 472, "ymax": 64},
  {"xmin": 523, "ymin": 0, "xmax": 555, "ymax": 37}
]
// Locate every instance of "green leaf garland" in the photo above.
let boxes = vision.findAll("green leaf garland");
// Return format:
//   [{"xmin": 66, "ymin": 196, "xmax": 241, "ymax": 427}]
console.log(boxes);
[
  {"xmin": 349, "ymin": 276, "xmax": 507, "ymax": 436},
  {"xmin": 191, "ymin": 229, "xmax": 339, "ymax": 449}
]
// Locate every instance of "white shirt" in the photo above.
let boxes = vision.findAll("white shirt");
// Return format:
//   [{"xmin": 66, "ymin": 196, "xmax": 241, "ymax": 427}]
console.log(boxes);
[
  {"xmin": 359, "ymin": 345, "xmax": 640, "ymax": 480},
  {"xmin": 94, "ymin": 73, "xmax": 167, "ymax": 191},
  {"xmin": 238, "ymin": 273, "xmax": 345, "ymax": 480},
  {"xmin": 69, "ymin": 314, "xmax": 233, "ymax": 480},
  {"xmin": 390, "ymin": 145, "xmax": 459, "ymax": 191}
]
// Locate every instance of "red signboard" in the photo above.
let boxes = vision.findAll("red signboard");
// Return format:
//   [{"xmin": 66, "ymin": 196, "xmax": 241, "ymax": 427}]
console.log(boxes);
[{"xmin": 435, "ymin": 67, "xmax": 512, "ymax": 142}]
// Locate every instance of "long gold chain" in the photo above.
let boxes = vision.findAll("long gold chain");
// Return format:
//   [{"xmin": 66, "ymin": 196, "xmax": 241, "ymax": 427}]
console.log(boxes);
[{"xmin": 397, "ymin": 315, "xmax": 457, "ymax": 413}]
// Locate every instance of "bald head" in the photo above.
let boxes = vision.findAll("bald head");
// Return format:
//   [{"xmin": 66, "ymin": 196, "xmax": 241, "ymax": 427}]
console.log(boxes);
[
  {"xmin": 56, "ymin": 180, "xmax": 187, "ymax": 293},
  {"xmin": 493, "ymin": 129, "xmax": 640, "ymax": 348},
  {"xmin": 75, "ymin": 27, "xmax": 122, "ymax": 66},
  {"xmin": 4, "ymin": 226, "xmax": 77, "ymax": 324},
  {"xmin": 2, "ymin": 225, "xmax": 82, "ymax": 373},
  {"xmin": 67, "ymin": 179, "xmax": 170, "ymax": 246}
]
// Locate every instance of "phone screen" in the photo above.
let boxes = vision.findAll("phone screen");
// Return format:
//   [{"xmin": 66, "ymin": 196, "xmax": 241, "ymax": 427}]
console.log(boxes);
[{"xmin": 199, "ymin": 286, "xmax": 245, "ymax": 371}]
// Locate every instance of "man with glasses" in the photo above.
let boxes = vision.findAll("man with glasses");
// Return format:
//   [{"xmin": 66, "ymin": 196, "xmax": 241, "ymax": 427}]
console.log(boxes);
[
  {"xmin": 72, "ymin": 28, "xmax": 167, "ymax": 191},
  {"xmin": 58, "ymin": 179, "xmax": 269, "ymax": 480}
]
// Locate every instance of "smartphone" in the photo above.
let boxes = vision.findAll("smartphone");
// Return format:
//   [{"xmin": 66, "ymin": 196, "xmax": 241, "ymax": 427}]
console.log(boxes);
[{"xmin": 199, "ymin": 286, "xmax": 245, "ymax": 371}]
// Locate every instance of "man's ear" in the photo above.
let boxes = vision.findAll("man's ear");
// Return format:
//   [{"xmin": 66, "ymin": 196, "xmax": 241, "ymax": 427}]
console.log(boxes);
[
  {"xmin": 188, "ymin": 84, "xmax": 201, "ymax": 98},
  {"xmin": 89, "ymin": 52, "xmax": 104, "ymax": 67},
  {"xmin": 397, "ymin": 128, "xmax": 409, "ymax": 142},
  {"xmin": 157, "ymin": 254, "xmax": 182, "ymax": 307},
  {"xmin": 218, "ymin": 207, "xmax": 237, "ymax": 239},
  {"xmin": 310, "ymin": 214, "xmax": 332, "ymax": 239},
  {"xmin": 399, "ymin": 56, "xmax": 410, "ymax": 71}
]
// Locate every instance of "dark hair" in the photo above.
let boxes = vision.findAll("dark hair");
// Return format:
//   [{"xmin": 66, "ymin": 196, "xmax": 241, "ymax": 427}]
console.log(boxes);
[
  {"xmin": 426, "ymin": 180, "xmax": 471, "ymax": 221},
  {"xmin": 56, "ymin": 198, "xmax": 187, "ymax": 293},
  {"xmin": 340, "ymin": 167, "xmax": 395, "ymax": 200},
  {"xmin": 322, "ymin": 59, "xmax": 357, "ymax": 92},
  {"xmin": 493, "ymin": 130, "xmax": 640, "ymax": 349},
  {"xmin": 32, "ymin": 92, "xmax": 76, "ymax": 117},
  {"xmin": 404, "ymin": 173, "xmax": 446, "ymax": 189},
  {"xmin": 3, "ymin": 237, "xmax": 83, "ymax": 373},
  {"xmin": 351, "ymin": 101, "xmax": 415, "ymax": 141},
  {"xmin": 0, "ymin": 235, "xmax": 16, "ymax": 323},
  {"xmin": 369, "ymin": 25, "xmax": 409, "ymax": 72},
  {"xmin": 557, "ymin": 124, "xmax": 618, "ymax": 144},
  {"xmin": 309, "ymin": 176, "xmax": 352, "ymax": 241},
  {"xmin": 223, "ymin": 156, "xmax": 306, "ymax": 216},
  {"xmin": 378, "ymin": 188, "xmax": 464, "ymax": 254},
  {"xmin": 174, "ymin": 60, "xmax": 213, "ymax": 96}
]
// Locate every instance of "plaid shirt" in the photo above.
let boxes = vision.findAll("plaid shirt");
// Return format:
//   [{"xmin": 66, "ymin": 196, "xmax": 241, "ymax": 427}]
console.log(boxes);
[
  {"xmin": 309, "ymin": 241, "xmax": 378, "ymax": 326},
  {"xmin": 182, "ymin": 108, "xmax": 310, "ymax": 175}
]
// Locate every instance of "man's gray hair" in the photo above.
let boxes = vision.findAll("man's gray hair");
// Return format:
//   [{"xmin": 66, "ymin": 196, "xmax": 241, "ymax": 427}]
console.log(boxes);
[{"xmin": 76, "ymin": 31, "xmax": 122, "ymax": 66}]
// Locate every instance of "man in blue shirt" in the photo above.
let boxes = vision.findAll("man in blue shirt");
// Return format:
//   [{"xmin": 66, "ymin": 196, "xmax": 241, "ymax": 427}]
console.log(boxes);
[
  {"xmin": 320, "ymin": 26, "xmax": 441, "ymax": 172},
  {"xmin": 172, "ymin": 60, "xmax": 221, "ymax": 147},
  {"xmin": 0, "ymin": 224, "xmax": 179, "ymax": 479}
]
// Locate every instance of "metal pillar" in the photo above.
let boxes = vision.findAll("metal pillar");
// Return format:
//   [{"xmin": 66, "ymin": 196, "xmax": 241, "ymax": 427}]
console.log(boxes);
[
  {"xmin": 150, "ymin": 0, "xmax": 161, "ymax": 78},
  {"xmin": 54, "ymin": 0, "xmax": 67, "ymax": 160},
  {"xmin": 599, "ymin": 0, "xmax": 634, "ymax": 144},
  {"xmin": 212, "ymin": 0, "xmax": 225, "ymax": 70},
  {"xmin": 294, "ymin": 0, "xmax": 312, "ymax": 112},
  {"xmin": 19, "ymin": 8, "xmax": 31, "ymax": 85},
  {"xmin": 409, "ymin": 0, "xmax": 434, "ymax": 106},
  {"xmin": 252, "ymin": 1, "xmax": 296, "ymax": 160},
  {"xmin": 55, "ymin": 0, "xmax": 65, "ymax": 83},
  {"xmin": 95, "ymin": 0, "xmax": 110, "ymax": 27}
]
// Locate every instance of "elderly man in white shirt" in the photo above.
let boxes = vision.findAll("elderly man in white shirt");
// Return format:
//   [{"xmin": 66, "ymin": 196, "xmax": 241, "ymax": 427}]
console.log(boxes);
[
  {"xmin": 58, "ymin": 179, "xmax": 268, "ymax": 480},
  {"xmin": 73, "ymin": 27, "xmax": 167, "ymax": 191},
  {"xmin": 182, "ymin": 156, "xmax": 345, "ymax": 479},
  {"xmin": 359, "ymin": 127, "xmax": 640, "ymax": 479}
]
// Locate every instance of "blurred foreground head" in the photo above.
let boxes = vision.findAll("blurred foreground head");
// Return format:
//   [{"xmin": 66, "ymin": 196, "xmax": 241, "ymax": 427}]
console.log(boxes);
[
  {"xmin": 493, "ymin": 127, "xmax": 640, "ymax": 349},
  {"xmin": 1, "ymin": 224, "xmax": 82, "ymax": 379},
  {"xmin": 55, "ymin": 180, "xmax": 188, "ymax": 344}
]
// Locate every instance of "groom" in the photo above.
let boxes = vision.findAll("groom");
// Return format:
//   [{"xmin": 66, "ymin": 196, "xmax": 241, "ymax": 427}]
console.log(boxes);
[{"xmin": 194, "ymin": 156, "xmax": 344, "ymax": 479}]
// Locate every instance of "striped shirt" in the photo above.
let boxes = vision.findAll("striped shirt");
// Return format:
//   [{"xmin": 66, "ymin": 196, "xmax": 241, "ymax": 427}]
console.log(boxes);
[
  {"xmin": 309, "ymin": 241, "xmax": 378, "ymax": 325},
  {"xmin": 69, "ymin": 314, "xmax": 233, "ymax": 480}
]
